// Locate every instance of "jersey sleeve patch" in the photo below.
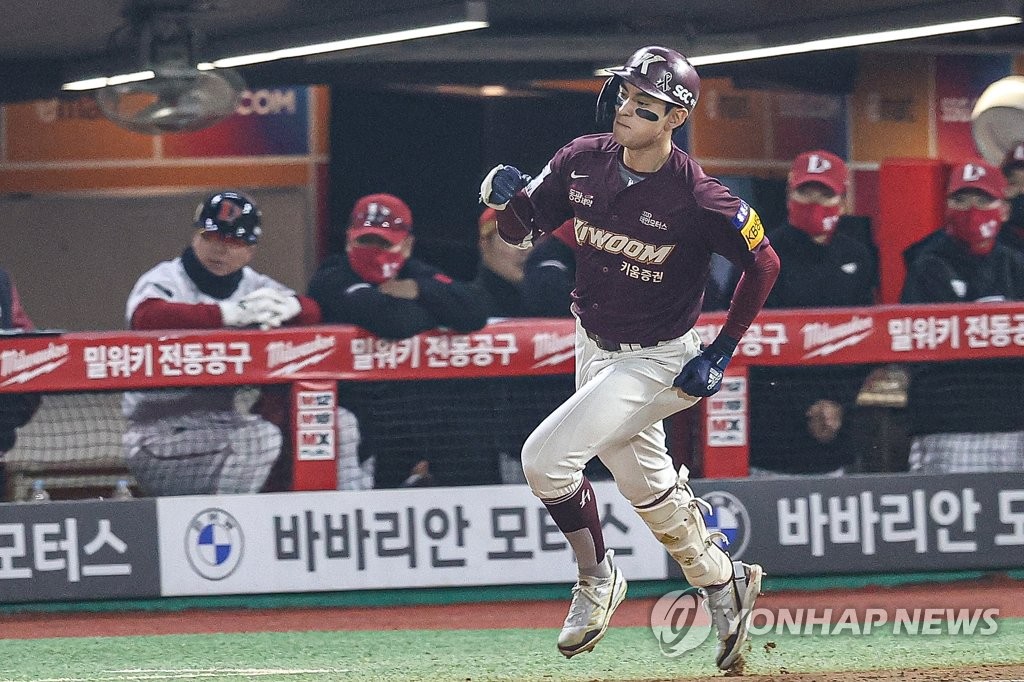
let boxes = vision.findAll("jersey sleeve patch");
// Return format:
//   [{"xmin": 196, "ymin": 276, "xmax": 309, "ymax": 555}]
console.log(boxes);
[{"xmin": 731, "ymin": 200, "xmax": 764, "ymax": 251}]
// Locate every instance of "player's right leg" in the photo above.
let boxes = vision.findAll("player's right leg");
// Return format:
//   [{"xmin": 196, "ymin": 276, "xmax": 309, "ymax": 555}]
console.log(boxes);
[
  {"xmin": 556, "ymin": 547, "xmax": 627, "ymax": 658},
  {"xmin": 632, "ymin": 479, "xmax": 762, "ymax": 670}
]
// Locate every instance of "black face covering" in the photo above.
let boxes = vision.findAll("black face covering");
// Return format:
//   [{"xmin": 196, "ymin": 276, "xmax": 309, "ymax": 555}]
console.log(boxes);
[
  {"xmin": 180, "ymin": 246, "xmax": 243, "ymax": 300},
  {"xmin": 1009, "ymin": 195, "xmax": 1024, "ymax": 228}
]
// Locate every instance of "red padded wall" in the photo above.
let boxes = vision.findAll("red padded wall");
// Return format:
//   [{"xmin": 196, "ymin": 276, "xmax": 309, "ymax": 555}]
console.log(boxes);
[{"xmin": 876, "ymin": 158, "xmax": 948, "ymax": 304}]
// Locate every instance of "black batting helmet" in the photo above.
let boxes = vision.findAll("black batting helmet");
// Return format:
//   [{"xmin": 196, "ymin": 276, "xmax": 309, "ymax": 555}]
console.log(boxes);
[
  {"xmin": 194, "ymin": 191, "xmax": 262, "ymax": 245},
  {"xmin": 596, "ymin": 45, "xmax": 701, "ymax": 129}
]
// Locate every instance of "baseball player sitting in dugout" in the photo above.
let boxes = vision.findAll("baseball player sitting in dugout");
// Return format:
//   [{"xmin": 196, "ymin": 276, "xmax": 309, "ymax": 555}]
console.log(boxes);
[
  {"xmin": 480, "ymin": 46, "xmax": 780, "ymax": 670},
  {"xmin": 122, "ymin": 191, "xmax": 320, "ymax": 496}
]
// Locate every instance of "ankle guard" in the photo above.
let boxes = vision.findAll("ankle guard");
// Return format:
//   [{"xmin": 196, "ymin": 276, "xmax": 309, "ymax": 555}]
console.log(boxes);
[{"xmin": 634, "ymin": 484, "xmax": 732, "ymax": 587}]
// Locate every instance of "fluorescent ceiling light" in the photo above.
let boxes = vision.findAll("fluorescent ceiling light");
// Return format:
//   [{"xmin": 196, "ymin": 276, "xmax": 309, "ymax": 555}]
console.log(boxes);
[
  {"xmin": 198, "ymin": 20, "xmax": 487, "ymax": 70},
  {"xmin": 62, "ymin": 70, "xmax": 155, "ymax": 91},
  {"xmin": 62, "ymin": 5, "xmax": 488, "ymax": 91},
  {"xmin": 689, "ymin": 16, "xmax": 1021, "ymax": 66},
  {"xmin": 595, "ymin": 14, "xmax": 1021, "ymax": 74}
]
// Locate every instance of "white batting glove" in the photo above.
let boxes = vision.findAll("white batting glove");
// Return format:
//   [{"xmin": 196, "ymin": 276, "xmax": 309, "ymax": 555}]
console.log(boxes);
[
  {"xmin": 259, "ymin": 294, "xmax": 302, "ymax": 330},
  {"xmin": 240, "ymin": 287, "xmax": 288, "ymax": 307},
  {"xmin": 218, "ymin": 299, "xmax": 275, "ymax": 328}
]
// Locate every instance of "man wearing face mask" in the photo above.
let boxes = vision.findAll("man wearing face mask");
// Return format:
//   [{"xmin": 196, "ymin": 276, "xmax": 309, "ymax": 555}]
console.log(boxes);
[
  {"xmin": 308, "ymin": 193, "xmax": 488, "ymax": 338},
  {"xmin": 901, "ymin": 161, "xmax": 1024, "ymax": 304},
  {"xmin": 901, "ymin": 161, "xmax": 1024, "ymax": 475},
  {"xmin": 308, "ymin": 194, "xmax": 489, "ymax": 490},
  {"xmin": 750, "ymin": 151, "xmax": 875, "ymax": 478},
  {"xmin": 764, "ymin": 150, "xmax": 877, "ymax": 308},
  {"xmin": 999, "ymin": 142, "xmax": 1024, "ymax": 258}
]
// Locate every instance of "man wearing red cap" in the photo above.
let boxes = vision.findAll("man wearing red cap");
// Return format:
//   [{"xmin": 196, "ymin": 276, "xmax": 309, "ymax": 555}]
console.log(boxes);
[
  {"xmin": 901, "ymin": 161, "xmax": 1024, "ymax": 476},
  {"xmin": 901, "ymin": 161, "xmax": 1024, "ymax": 303},
  {"xmin": 308, "ymin": 193, "xmax": 488, "ymax": 338},
  {"xmin": 765, "ymin": 150, "xmax": 877, "ymax": 308},
  {"xmin": 749, "ymin": 151, "xmax": 876, "ymax": 479}
]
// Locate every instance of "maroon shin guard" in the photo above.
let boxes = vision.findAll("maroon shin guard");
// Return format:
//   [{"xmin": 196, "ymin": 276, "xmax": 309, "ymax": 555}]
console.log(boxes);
[{"xmin": 543, "ymin": 477, "xmax": 606, "ymax": 567}]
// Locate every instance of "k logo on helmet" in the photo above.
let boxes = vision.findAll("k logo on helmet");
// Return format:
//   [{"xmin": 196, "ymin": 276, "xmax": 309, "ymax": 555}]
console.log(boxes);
[{"xmin": 637, "ymin": 52, "xmax": 668, "ymax": 75}]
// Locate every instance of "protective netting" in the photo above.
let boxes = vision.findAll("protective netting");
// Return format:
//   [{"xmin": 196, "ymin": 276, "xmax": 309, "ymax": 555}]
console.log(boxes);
[
  {"xmin": 337, "ymin": 375, "xmax": 594, "ymax": 489},
  {"xmin": 1, "ymin": 387, "xmax": 279, "ymax": 501},
  {"xmin": 748, "ymin": 358, "xmax": 1024, "ymax": 476},
  {"xmin": 3, "ymin": 358, "xmax": 1020, "ymax": 501}
]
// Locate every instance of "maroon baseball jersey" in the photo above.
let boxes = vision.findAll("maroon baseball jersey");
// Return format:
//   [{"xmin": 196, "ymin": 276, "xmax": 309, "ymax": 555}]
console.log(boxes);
[{"xmin": 499, "ymin": 133, "xmax": 768, "ymax": 345}]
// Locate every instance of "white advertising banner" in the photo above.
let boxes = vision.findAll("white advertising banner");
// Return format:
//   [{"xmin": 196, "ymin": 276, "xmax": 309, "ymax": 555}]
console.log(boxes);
[{"xmin": 157, "ymin": 482, "xmax": 669, "ymax": 596}]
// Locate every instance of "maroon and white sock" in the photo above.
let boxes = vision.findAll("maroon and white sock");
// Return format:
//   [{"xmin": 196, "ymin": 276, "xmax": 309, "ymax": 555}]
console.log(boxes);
[{"xmin": 543, "ymin": 477, "xmax": 609, "ymax": 577}]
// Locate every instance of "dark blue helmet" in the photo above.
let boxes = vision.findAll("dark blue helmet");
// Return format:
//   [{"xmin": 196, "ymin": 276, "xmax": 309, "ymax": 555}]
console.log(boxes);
[{"xmin": 194, "ymin": 191, "xmax": 262, "ymax": 244}]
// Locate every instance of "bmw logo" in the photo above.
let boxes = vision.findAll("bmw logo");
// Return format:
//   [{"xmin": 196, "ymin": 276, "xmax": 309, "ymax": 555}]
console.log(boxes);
[
  {"xmin": 701, "ymin": 491, "xmax": 750, "ymax": 559},
  {"xmin": 185, "ymin": 508, "xmax": 244, "ymax": 580}
]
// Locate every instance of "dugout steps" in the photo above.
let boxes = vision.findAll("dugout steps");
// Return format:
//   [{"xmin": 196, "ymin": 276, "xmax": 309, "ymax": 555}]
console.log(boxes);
[{"xmin": 3, "ymin": 569, "xmax": 1022, "ymax": 616}]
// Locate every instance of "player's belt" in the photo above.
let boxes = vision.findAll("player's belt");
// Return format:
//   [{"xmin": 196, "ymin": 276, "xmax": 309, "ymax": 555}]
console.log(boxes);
[{"xmin": 585, "ymin": 329, "xmax": 665, "ymax": 352}]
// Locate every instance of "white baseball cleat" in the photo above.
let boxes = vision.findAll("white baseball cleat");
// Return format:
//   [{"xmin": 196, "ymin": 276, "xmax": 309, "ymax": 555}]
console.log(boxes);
[
  {"xmin": 557, "ymin": 549, "xmax": 628, "ymax": 658},
  {"xmin": 704, "ymin": 560, "xmax": 764, "ymax": 671}
]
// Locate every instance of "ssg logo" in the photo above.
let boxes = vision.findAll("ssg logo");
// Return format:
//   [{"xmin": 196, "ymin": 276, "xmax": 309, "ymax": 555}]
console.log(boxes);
[
  {"xmin": 700, "ymin": 491, "xmax": 750, "ymax": 559},
  {"xmin": 185, "ymin": 508, "xmax": 244, "ymax": 581}
]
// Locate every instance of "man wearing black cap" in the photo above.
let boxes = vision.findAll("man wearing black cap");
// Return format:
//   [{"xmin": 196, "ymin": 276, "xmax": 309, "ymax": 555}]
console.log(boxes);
[{"xmin": 122, "ymin": 190, "xmax": 321, "ymax": 497}]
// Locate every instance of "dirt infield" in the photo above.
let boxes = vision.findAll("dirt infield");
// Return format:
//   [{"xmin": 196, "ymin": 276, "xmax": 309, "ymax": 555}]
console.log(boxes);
[
  {"xmin": 4, "ymin": 574, "xmax": 1023, "ymax": 681},
  {"xmin": 6, "ymin": 573, "xmax": 1023, "ymax": 639}
]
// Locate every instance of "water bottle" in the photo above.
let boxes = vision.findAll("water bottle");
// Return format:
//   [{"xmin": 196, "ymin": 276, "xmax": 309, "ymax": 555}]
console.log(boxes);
[
  {"xmin": 111, "ymin": 479, "xmax": 134, "ymax": 500},
  {"xmin": 29, "ymin": 479, "xmax": 50, "ymax": 502}
]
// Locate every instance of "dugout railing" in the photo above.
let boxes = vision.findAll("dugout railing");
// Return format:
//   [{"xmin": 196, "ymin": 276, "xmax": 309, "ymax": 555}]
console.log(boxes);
[{"xmin": 0, "ymin": 301, "xmax": 1021, "ymax": 501}]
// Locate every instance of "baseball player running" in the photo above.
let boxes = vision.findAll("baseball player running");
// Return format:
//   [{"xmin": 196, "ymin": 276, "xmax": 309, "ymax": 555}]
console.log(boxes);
[
  {"xmin": 122, "ymin": 191, "xmax": 320, "ymax": 496},
  {"xmin": 480, "ymin": 46, "xmax": 780, "ymax": 670}
]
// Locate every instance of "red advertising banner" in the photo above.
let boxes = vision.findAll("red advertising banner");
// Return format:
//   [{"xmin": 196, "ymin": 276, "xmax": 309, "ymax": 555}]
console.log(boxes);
[
  {"xmin": 0, "ymin": 303, "xmax": 1021, "ymax": 393},
  {"xmin": 291, "ymin": 380, "xmax": 338, "ymax": 491}
]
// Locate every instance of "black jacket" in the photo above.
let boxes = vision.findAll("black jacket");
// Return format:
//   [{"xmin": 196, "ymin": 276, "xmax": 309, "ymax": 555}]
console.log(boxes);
[
  {"xmin": 308, "ymin": 254, "xmax": 488, "ymax": 339},
  {"xmin": 520, "ymin": 235, "xmax": 575, "ymax": 318},
  {"xmin": 469, "ymin": 266, "xmax": 525, "ymax": 319},
  {"xmin": 764, "ymin": 223, "xmax": 877, "ymax": 309},
  {"xmin": 0, "ymin": 268, "xmax": 41, "ymax": 452},
  {"xmin": 901, "ymin": 232, "xmax": 1024, "ymax": 304}
]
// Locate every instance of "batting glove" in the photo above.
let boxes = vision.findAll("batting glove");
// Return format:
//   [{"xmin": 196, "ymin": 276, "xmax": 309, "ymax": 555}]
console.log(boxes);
[
  {"xmin": 673, "ymin": 334, "xmax": 739, "ymax": 398},
  {"xmin": 237, "ymin": 288, "xmax": 302, "ymax": 329},
  {"xmin": 480, "ymin": 164, "xmax": 531, "ymax": 210},
  {"xmin": 260, "ymin": 294, "xmax": 303, "ymax": 330},
  {"xmin": 218, "ymin": 299, "xmax": 275, "ymax": 328}
]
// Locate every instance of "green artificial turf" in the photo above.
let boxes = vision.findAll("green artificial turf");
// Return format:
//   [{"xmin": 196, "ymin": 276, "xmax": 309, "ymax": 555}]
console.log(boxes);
[{"xmin": 1, "ymin": 617, "xmax": 1022, "ymax": 681}]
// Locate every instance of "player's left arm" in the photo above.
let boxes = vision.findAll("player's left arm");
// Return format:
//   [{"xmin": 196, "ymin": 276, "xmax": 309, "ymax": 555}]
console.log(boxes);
[
  {"xmin": 703, "ymin": 186, "xmax": 780, "ymax": 341},
  {"xmin": 8, "ymin": 281, "xmax": 35, "ymax": 331},
  {"xmin": 482, "ymin": 144, "xmax": 574, "ymax": 248},
  {"xmin": 673, "ymin": 189, "xmax": 780, "ymax": 398}
]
